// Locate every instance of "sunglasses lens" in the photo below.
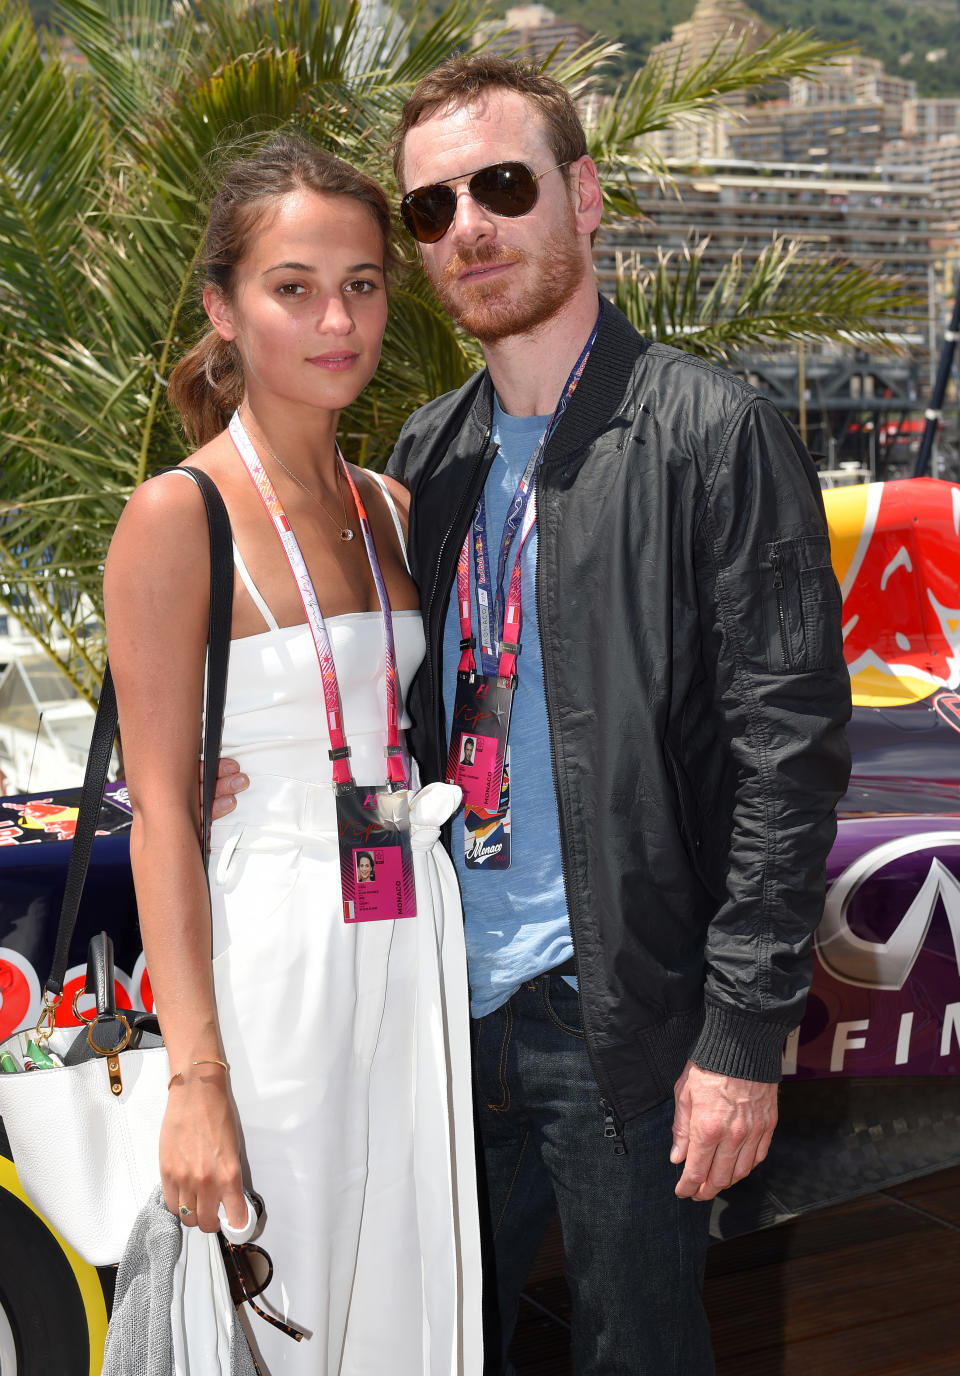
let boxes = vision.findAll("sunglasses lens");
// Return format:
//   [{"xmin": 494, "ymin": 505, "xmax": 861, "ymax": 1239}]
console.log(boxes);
[
  {"xmin": 470, "ymin": 162, "xmax": 538, "ymax": 218},
  {"xmin": 240, "ymin": 1244, "xmax": 273, "ymax": 1300},
  {"xmin": 402, "ymin": 184, "xmax": 456, "ymax": 243},
  {"xmin": 222, "ymin": 1239, "xmax": 273, "ymax": 1303}
]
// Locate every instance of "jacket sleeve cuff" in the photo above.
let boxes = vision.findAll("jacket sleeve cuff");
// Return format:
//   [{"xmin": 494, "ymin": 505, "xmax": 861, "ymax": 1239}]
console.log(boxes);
[{"xmin": 689, "ymin": 1002, "xmax": 794, "ymax": 1084}]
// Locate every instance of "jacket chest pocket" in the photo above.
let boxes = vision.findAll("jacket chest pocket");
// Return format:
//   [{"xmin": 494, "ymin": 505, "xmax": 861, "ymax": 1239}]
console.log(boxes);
[{"xmin": 760, "ymin": 535, "xmax": 842, "ymax": 672}]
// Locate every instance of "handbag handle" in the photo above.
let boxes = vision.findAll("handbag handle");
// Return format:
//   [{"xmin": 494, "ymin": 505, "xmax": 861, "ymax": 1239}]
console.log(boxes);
[{"xmin": 42, "ymin": 467, "xmax": 234, "ymax": 1001}]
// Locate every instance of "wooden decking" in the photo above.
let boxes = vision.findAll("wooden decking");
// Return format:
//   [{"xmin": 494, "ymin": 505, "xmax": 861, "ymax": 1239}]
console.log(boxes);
[{"xmin": 511, "ymin": 1166, "xmax": 960, "ymax": 1375}]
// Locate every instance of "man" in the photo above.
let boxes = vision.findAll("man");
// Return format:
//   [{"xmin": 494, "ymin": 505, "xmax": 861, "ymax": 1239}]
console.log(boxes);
[
  {"xmin": 386, "ymin": 55, "xmax": 849, "ymax": 1375},
  {"xmin": 218, "ymin": 55, "xmax": 851, "ymax": 1374}
]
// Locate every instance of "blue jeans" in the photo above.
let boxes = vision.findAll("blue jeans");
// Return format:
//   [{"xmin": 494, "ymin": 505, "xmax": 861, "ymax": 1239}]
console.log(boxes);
[{"xmin": 472, "ymin": 974, "xmax": 714, "ymax": 1376}]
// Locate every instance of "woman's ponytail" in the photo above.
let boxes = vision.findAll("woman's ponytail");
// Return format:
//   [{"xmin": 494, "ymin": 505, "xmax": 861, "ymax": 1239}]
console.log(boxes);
[{"xmin": 167, "ymin": 328, "xmax": 244, "ymax": 450}]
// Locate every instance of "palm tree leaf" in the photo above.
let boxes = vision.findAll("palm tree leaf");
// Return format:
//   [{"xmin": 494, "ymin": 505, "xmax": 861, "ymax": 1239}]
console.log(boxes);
[
  {"xmin": 614, "ymin": 237, "xmax": 923, "ymax": 362},
  {"xmin": 0, "ymin": 0, "xmax": 925, "ymax": 699},
  {"xmin": 53, "ymin": 0, "xmax": 196, "ymax": 132},
  {"xmin": 0, "ymin": 0, "xmax": 101, "ymax": 339},
  {"xmin": 586, "ymin": 30, "xmax": 856, "ymax": 219}
]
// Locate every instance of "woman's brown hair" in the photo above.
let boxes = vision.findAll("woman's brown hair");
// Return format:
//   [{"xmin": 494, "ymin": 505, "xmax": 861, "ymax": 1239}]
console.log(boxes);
[{"xmin": 168, "ymin": 135, "xmax": 394, "ymax": 448}]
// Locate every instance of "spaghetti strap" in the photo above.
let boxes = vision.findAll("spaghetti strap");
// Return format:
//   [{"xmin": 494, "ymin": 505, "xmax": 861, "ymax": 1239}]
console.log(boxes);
[
  {"xmin": 232, "ymin": 541, "xmax": 280, "ymax": 632},
  {"xmin": 367, "ymin": 471, "xmax": 412, "ymax": 577}
]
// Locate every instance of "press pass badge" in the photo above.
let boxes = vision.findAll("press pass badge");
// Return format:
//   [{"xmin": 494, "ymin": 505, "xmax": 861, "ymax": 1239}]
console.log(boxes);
[
  {"xmin": 338, "ymin": 786, "xmax": 416, "ymax": 923},
  {"xmin": 445, "ymin": 671, "xmax": 514, "ymax": 809},
  {"xmin": 463, "ymin": 745, "xmax": 511, "ymax": 870}
]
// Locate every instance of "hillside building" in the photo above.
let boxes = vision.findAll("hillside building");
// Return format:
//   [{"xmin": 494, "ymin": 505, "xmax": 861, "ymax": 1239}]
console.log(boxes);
[
  {"xmin": 595, "ymin": 156, "xmax": 939, "ymax": 294},
  {"xmin": 472, "ymin": 5, "xmax": 591, "ymax": 66},
  {"xmin": 646, "ymin": 0, "xmax": 772, "ymax": 161},
  {"xmin": 729, "ymin": 102, "xmax": 887, "ymax": 166},
  {"xmin": 926, "ymin": 136, "xmax": 960, "ymax": 223},
  {"xmin": 902, "ymin": 98, "xmax": 960, "ymax": 144},
  {"xmin": 790, "ymin": 57, "xmax": 915, "ymax": 118}
]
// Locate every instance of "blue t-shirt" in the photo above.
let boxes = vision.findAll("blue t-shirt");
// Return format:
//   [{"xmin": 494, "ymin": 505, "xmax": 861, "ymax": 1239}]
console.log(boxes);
[{"xmin": 442, "ymin": 398, "xmax": 574, "ymax": 1017}]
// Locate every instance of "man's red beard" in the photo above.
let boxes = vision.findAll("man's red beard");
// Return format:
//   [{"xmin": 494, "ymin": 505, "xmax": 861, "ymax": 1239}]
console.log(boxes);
[{"xmin": 424, "ymin": 224, "xmax": 586, "ymax": 344}]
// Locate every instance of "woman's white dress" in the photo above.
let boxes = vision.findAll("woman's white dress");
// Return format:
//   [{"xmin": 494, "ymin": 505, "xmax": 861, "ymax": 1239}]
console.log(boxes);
[{"xmin": 197, "ymin": 485, "xmax": 482, "ymax": 1375}]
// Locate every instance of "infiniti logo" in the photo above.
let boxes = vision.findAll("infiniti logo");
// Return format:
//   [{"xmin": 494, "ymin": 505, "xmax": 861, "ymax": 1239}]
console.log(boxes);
[{"xmin": 816, "ymin": 832, "xmax": 960, "ymax": 989}]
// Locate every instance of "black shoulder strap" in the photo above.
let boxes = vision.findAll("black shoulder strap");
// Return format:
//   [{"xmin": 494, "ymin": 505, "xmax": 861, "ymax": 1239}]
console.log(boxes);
[{"xmin": 44, "ymin": 466, "xmax": 233, "ymax": 998}]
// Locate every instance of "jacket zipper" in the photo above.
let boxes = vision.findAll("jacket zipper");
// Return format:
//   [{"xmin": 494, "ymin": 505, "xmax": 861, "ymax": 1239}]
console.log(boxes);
[
  {"xmin": 771, "ymin": 546, "xmax": 790, "ymax": 671},
  {"xmin": 425, "ymin": 428, "xmax": 496, "ymax": 778},
  {"xmin": 601, "ymin": 1098, "xmax": 627, "ymax": 1155},
  {"xmin": 534, "ymin": 464, "xmax": 627, "ymax": 1153}
]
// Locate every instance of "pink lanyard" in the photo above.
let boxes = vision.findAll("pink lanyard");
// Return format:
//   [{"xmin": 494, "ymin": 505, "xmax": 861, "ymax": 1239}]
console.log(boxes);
[
  {"xmin": 456, "ymin": 312, "xmax": 599, "ymax": 681},
  {"xmin": 229, "ymin": 411, "xmax": 407, "ymax": 791},
  {"xmin": 455, "ymin": 494, "xmax": 537, "ymax": 681}
]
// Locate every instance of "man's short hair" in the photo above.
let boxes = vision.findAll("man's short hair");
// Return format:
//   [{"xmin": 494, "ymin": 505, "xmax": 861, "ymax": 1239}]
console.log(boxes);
[{"xmin": 389, "ymin": 54, "xmax": 588, "ymax": 191}]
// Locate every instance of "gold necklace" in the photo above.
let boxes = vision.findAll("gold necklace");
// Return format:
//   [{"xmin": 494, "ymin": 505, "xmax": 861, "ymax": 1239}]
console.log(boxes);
[{"xmin": 239, "ymin": 404, "xmax": 355, "ymax": 542}]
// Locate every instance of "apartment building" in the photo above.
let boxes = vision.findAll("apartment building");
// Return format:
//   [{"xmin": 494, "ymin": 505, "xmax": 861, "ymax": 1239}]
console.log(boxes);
[
  {"xmin": 595, "ymin": 158, "xmax": 939, "ymax": 294},
  {"xmin": 729, "ymin": 102, "xmax": 887, "ymax": 167},
  {"xmin": 646, "ymin": 0, "xmax": 772, "ymax": 161},
  {"xmin": 472, "ymin": 4, "xmax": 591, "ymax": 66}
]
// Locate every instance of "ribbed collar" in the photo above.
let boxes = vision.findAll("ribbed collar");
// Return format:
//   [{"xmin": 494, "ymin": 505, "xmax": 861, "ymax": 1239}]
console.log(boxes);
[
  {"xmin": 461, "ymin": 295, "xmax": 648, "ymax": 465},
  {"xmin": 543, "ymin": 294, "xmax": 648, "ymax": 464}
]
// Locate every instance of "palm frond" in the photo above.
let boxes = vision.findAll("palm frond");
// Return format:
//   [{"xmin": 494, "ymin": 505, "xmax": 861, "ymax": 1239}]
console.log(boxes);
[
  {"xmin": 0, "ymin": 0, "xmax": 923, "ymax": 700},
  {"xmin": 614, "ymin": 238, "xmax": 923, "ymax": 363},
  {"xmin": 595, "ymin": 29, "xmax": 853, "ymax": 151},
  {"xmin": 54, "ymin": 0, "xmax": 198, "ymax": 132},
  {"xmin": 0, "ymin": 0, "xmax": 101, "ymax": 340}
]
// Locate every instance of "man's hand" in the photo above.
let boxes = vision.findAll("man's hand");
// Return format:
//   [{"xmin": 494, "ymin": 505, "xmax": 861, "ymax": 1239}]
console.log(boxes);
[
  {"xmin": 207, "ymin": 757, "xmax": 249, "ymax": 820},
  {"xmin": 671, "ymin": 1061, "xmax": 778, "ymax": 1201}
]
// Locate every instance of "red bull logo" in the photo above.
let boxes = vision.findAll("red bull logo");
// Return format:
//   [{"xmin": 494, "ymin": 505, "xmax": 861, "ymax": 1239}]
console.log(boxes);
[
  {"xmin": 824, "ymin": 478, "xmax": 960, "ymax": 707},
  {"xmin": 0, "ymin": 797, "xmax": 82, "ymax": 845},
  {"xmin": 0, "ymin": 946, "xmax": 154, "ymax": 1042}
]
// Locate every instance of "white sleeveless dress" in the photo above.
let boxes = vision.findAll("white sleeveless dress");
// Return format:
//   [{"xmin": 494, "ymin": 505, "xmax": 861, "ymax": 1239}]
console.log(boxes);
[{"xmin": 201, "ymin": 480, "xmax": 482, "ymax": 1375}]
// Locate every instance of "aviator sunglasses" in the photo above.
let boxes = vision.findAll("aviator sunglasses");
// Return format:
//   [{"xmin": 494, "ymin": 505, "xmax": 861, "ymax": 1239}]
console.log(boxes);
[{"xmin": 400, "ymin": 160, "xmax": 571, "ymax": 244}]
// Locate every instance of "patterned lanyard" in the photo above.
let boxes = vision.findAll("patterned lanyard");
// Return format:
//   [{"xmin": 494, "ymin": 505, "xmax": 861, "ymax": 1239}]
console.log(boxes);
[
  {"xmin": 229, "ymin": 411, "xmax": 407, "ymax": 791},
  {"xmin": 457, "ymin": 309, "xmax": 601, "ymax": 680}
]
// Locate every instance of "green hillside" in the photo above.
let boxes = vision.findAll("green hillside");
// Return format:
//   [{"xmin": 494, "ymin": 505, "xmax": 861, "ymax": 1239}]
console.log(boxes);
[
  {"xmin": 747, "ymin": 0, "xmax": 960, "ymax": 98},
  {"xmin": 24, "ymin": 0, "xmax": 960, "ymax": 97},
  {"xmin": 441, "ymin": 0, "xmax": 960, "ymax": 97}
]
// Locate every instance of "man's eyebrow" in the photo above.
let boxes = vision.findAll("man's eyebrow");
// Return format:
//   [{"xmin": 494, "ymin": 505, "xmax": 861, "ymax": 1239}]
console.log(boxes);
[{"xmin": 262, "ymin": 260, "xmax": 384, "ymax": 275}]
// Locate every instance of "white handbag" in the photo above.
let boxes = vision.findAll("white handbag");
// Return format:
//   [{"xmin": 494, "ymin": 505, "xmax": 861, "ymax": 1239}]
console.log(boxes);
[
  {"xmin": 0, "ymin": 1023, "xmax": 170, "ymax": 1265},
  {"xmin": 0, "ymin": 466, "xmax": 232, "ymax": 1267}
]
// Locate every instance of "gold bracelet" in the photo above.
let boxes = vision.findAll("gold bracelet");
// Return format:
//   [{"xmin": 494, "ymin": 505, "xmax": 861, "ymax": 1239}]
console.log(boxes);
[{"xmin": 167, "ymin": 1058, "xmax": 230, "ymax": 1092}]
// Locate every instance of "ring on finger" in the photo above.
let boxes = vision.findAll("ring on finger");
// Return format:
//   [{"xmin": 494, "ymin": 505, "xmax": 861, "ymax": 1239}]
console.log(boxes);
[{"xmin": 178, "ymin": 1202, "xmax": 196, "ymax": 1218}]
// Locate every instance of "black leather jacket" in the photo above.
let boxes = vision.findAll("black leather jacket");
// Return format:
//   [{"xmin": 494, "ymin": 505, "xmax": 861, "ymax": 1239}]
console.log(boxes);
[{"xmin": 387, "ymin": 296, "xmax": 851, "ymax": 1122}]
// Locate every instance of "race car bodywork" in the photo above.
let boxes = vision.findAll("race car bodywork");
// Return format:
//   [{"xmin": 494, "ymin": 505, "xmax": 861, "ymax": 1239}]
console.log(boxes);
[{"xmin": 716, "ymin": 477, "xmax": 960, "ymax": 1236}]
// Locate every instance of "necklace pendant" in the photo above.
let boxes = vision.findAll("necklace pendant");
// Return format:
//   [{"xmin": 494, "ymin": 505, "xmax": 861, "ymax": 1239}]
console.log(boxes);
[{"xmin": 340, "ymin": 528, "xmax": 355, "ymax": 542}]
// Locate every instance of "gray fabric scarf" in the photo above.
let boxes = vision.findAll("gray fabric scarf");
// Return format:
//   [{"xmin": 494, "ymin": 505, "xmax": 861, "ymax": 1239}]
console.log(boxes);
[{"xmin": 101, "ymin": 1186, "xmax": 258, "ymax": 1376}]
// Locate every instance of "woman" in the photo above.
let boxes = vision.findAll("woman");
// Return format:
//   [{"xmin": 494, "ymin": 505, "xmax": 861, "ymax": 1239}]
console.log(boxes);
[{"xmin": 103, "ymin": 136, "xmax": 481, "ymax": 1374}]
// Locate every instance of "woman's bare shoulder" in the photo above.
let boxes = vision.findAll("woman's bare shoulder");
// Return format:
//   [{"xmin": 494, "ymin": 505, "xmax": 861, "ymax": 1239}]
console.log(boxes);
[
  {"xmin": 105, "ymin": 435, "xmax": 239, "ymax": 597},
  {"xmin": 110, "ymin": 434, "xmax": 235, "ymax": 548}
]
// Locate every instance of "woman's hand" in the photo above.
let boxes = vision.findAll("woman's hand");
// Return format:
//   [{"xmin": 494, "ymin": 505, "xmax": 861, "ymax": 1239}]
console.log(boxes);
[{"xmin": 160, "ymin": 1068, "xmax": 247, "ymax": 1232}]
